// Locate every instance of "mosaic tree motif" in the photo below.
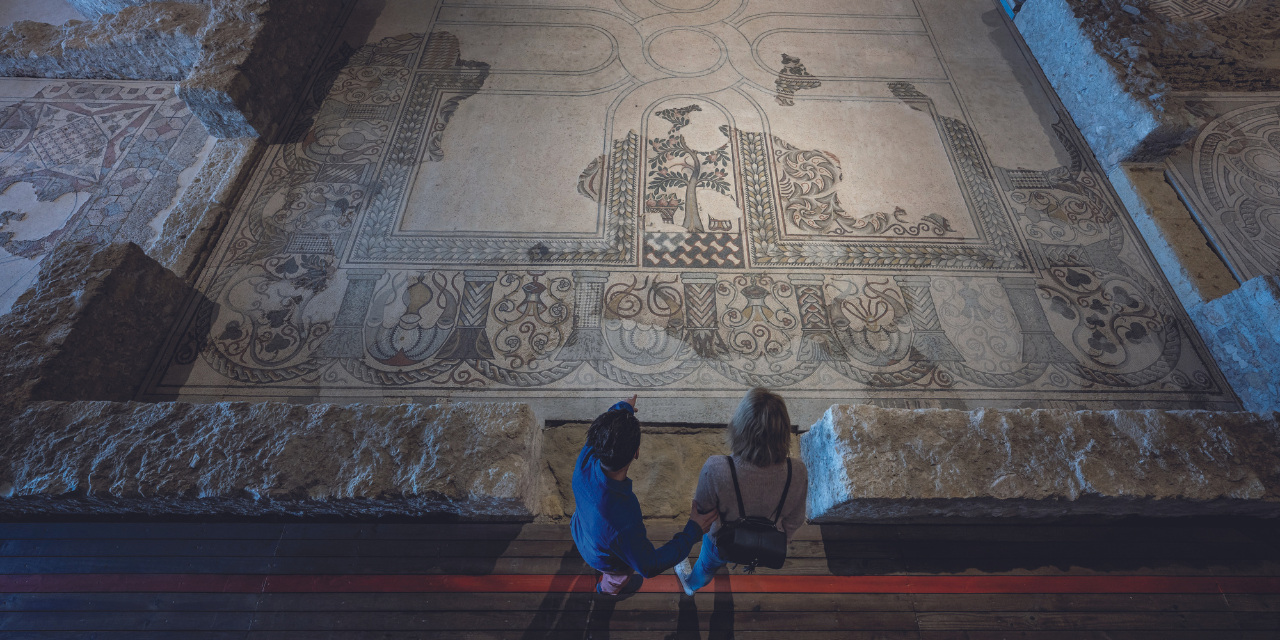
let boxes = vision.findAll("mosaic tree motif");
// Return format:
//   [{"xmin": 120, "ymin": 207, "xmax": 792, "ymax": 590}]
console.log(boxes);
[{"xmin": 646, "ymin": 105, "xmax": 731, "ymax": 233}]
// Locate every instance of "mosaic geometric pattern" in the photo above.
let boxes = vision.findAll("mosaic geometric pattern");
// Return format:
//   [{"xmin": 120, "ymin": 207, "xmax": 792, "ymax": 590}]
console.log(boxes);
[
  {"xmin": 1149, "ymin": 0, "xmax": 1251, "ymax": 20},
  {"xmin": 145, "ymin": 0, "xmax": 1238, "ymax": 411},
  {"xmin": 0, "ymin": 81, "xmax": 207, "ymax": 258}
]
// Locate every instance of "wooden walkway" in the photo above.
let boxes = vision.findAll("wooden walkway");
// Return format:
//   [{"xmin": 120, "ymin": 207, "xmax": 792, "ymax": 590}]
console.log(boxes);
[{"xmin": 1, "ymin": 518, "xmax": 1279, "ymax": 638}]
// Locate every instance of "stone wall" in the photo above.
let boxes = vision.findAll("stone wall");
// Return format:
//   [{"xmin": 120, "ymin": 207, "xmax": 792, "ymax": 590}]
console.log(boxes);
[
  {"xmin": 0, "ymin": 2, "xmax": 206, "ymax": 81},
  {"xmin": 147, "ymin": 137, "xmax": 263, "ymax": 282},
  {"xmin": 65, "ymin": 0, "xmax": 208, "ymax": 20},
  {"xmin": 1193, "ymin": 276, "xmax": 1280, "ymax": 413},
  {"xmin": 803, "ymin": 405, "xmax": 1280, "ymax": 520},
  {"xmin": 0, "ymin": 401, "xmax": 542, "ymax": 518},
  {"xmin": 1015, "ymin": 0, "xmax": 1280, "ymax": 164},
  {"xmin": 0, "ymin": 242, "xmax": 190, "ymax": 413},
  {"xmin": 0, "ymin": 0, "xmax": 356, "ymax": 139}
]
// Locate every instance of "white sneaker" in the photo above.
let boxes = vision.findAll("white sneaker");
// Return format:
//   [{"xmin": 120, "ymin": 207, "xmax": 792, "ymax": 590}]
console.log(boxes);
[{"xmin": 674, "ymin": 559, "xmax": 696, "ymax": 596}]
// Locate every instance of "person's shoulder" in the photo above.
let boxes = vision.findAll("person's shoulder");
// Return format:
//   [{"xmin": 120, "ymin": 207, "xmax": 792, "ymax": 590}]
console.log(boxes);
[
  {"xmin": 700, "ymin": 455, "xmax": 730, "ymax": 471},
  {"xmin": 789, "ymin": 456, "xmax": 808, "ymax": 474}
]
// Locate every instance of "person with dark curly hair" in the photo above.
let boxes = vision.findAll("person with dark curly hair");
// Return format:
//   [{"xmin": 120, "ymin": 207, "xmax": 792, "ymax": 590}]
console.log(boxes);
[{"xmin": 571, "ymin": 395, "xmax": 719, "ymax": 595}]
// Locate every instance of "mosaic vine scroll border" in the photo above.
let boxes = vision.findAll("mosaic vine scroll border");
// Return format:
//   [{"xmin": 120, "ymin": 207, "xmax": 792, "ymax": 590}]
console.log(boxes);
[{"xmin": 742, "ymin": 93, "xmax": 1029, "ymax": 272}]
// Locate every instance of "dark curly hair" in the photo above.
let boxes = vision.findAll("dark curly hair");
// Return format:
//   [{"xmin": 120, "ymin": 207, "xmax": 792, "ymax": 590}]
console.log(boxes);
[{"xmin": 585, "ymin": 409, "xmax": 641, "ymax": 472}]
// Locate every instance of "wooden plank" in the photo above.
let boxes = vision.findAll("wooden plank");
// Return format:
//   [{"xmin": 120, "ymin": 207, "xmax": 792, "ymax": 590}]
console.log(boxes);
[
  {"xmin": 917, "ymin": 632, "xmax": 1278, "ymax": 640},
  {"xmin": 0, "ymin": 524, "xmax": 288, "ymax": 540},
  {"xmin": 2, "ymin": 522, "xmax": 1275, "ymax": 545},
  {"xmin": 245, "ymin": 610, "xmax": 923, "ymax": 631},
  {"xmin": 1233, "ymin": 611, "xmax": 1280, "ymax": 629},
  {"xmin": 0, "ymin": 539, "xmax": 282, "ymax": 558},
  {"xmin": 910, "ymin": 593, "xmax": 1233, "ymax": 612},
  {"xmin": 0, "ymin": 611, "xmax": 254, "ymax": 631},
  {"xmin": 0, "ymin": 592, "xmax": 260, "ymax": 612},
  {"xmin": 0, "ymin": 633, "xmax": 248, "ymax": 640},
  {"xmin": 1225, "ymin": 593, "xmax": 1280, "ymax": 612},
  {"xmin": 253, "ymin": 591, "xmax": 917, "ymax": 612},
  {"xmin": 242, "ymin": 633, "xmax": 923, "ymax": 640},
  {"xmin": 915, "ymin": 611, "xmax": 1241, "ymax": 630},
  {"xmin": 0, "ymin": 556, "xmax": 849, "ymax": 575}
]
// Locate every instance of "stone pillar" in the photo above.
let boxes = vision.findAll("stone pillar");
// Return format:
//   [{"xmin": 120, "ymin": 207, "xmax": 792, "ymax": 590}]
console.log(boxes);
[
  {"xmin": 678, "ymin": 272, "xmax": 730, "ymax": 360},
  {"xmin": 894, "ymin": 275, "xmax": 963, "ymax": 362},
  {"xmin": 556, "ymin": 271, "xmax": 613, "ymax": 362},
  {"xmin": 998, "ymin": 276, "xmax": 1077, "ymax": 363},
  {"xmin": 789, "ymin": 273, "xmax": 847, "ymax": 361},
  {"xmin": 315, "ymin": 269, "xmax": 385, "ymax": 358},
  {"xmin": 435, "ymin": 270, "xmax": 497, "ymax": 361}
]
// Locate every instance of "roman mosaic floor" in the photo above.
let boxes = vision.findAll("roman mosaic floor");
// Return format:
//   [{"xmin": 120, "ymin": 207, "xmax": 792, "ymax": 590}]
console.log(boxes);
[
  {"xmin": 141, "ymin": 0, "xmax": 1242, "ymax": 422},
  {"xmin": 0, "ymin": 77, "xmax": 212, "ymax": 314}
]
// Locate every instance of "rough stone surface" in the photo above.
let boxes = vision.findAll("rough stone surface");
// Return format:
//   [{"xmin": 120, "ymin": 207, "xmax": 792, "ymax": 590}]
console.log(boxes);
[
  {"xmin": 1070, "ymin": 0, "xmax": 1280, "ymax": 95},
  {"xmin": 1015, "ymin": 0, "xmax": 1198, "ymax": 165},
  {"xmin": 1192, "ymin": 276, "xmax": 1280, "ymax": 414},
  {"xmin": 147, "ymin": 136, "xmax": 263, "ymax": 281},
  {"xmin": 0, "ymin": 243, "xmax": 190, "ymax": 412},
  {"xmin": 0, "ymin": 0, "xmax": 355, "ymax": 141},
  {"xmin": 539, "ymin": 423, "xmax": 800, "ymax": 523},
  {"xmin": 1107, "ymin": 164, "xmax": 1238, "ymax": 307},
  {"xmin": 65, "ymin": 0, "xmax": 208, "ymax": 20},
  {"xmin": 802, "ymin": 405, "xmax": 1280, "ymax": 520},
  {"xmin": 0, "ymin": 401, "xmax": 541, "ymax": 518},
  {"xmin": 0, "ymin": 2, "xmax": 207, "ymax": 81},
  {"xmin": 178, "ymin": 0, "xmax": 356, "ymax": 139}
]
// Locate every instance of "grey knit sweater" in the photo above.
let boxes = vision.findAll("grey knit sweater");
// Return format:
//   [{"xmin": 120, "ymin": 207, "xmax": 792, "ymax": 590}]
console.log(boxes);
[{"xmin": 693, "ymin": 455, "xmax": 809, "ymax": 542}]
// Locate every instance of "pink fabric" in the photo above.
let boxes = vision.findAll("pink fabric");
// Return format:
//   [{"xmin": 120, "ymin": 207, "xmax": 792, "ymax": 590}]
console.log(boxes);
[{"xmin": 597, "ymin": 571, "xmax": 630, "ymax": 595}]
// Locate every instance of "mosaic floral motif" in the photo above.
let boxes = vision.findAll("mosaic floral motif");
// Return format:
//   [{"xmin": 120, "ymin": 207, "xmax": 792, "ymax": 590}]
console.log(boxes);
[{"xmin": 0, "ymin": 82, "xmax": 206, "ymax": 257}]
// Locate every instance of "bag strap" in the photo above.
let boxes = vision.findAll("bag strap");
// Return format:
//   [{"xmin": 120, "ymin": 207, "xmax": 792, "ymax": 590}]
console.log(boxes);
[
  {"xmin": 725, "ymin": 455, "xmax": 746, "ymax": 519},
  {"xmin": 770, "ymin": 458, "xmax": 793, "ymax": 524}
]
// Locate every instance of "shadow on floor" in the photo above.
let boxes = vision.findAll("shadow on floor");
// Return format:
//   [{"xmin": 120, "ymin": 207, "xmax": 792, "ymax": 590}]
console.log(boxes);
[{"xmin": 819, "ymin": 516, "xmax": 1280, "ymax": 576}]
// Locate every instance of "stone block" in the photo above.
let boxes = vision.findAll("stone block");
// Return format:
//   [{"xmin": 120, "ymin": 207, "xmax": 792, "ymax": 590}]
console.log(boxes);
[
  {"xmin": 0, "ymin": 243, "xmax": 191, "ymax": 411},
  {"xmin": 1014, "ymin": 0, "xmax": 1198, "ymax": 165},
  {"xmin": 147, "ymin": 136, "xmax": 263, "ymax": 281},
  {"xmin": 0, "ymin": 401, "xmax": 542, "ymax": 519},
  {"xmin": 178, "ymin": 0, "xmax": 356, "ymax": 139},
  {"xmin": 1193, "ymin": 276, "xmax": 1280, "ymax": 414},
  {"xmin": 0, "ymin": 2, "xmax": 207, "ymax": 80},
  {"xmin": 802, "ymin": 405, "xmax": 1280, "ymax": 520},
  {"xmin": 65, "ymin": 0, "xmax": 208, "ymax": 20}
]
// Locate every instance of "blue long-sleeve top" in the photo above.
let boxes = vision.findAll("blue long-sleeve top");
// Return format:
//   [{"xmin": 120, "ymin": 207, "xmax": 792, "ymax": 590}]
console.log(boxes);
[{"xmin": 570, "ymin": 442, "xmax": 701, "ymax": 578}]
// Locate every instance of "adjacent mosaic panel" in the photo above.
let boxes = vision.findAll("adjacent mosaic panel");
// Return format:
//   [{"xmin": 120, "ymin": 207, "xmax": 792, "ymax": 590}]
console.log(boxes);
[
  {"xmin": 1168, "ymin": 95, "xmax": 1280, "ymax": 282},
  {"xmin": 0, "ymin": 80, "xmax": 209, "ymax": 311},
  {"xmin": 1149, "ymin": 0, "xmax": 1252, "ymax": 20},
  {"xmin": 145, "ymin": 0, "xmax": 1237, "ymax": 410}
]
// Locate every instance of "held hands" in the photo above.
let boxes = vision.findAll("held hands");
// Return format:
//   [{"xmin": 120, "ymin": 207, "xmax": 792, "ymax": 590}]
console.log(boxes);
[{"xmin": 689, "ymin": 500, "xmax": 719, "ymax": 534}]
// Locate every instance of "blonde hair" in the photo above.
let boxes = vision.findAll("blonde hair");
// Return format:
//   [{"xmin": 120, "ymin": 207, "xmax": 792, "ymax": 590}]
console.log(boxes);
[{"xmin": 728, "ymin": 387, "xmax": 791, "ymax": 467}]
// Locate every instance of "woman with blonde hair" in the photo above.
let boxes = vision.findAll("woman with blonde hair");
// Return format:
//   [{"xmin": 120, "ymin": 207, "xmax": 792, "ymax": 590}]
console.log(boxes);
[{"xmin": 675, "ymin": 387, "xmax": 808, "ymax": 595}]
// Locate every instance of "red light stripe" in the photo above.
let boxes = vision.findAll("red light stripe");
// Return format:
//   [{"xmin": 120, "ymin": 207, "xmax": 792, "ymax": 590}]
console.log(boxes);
[{"xmin": 2, "ymin": 574, "xmax": 1280, "ymax": 594}]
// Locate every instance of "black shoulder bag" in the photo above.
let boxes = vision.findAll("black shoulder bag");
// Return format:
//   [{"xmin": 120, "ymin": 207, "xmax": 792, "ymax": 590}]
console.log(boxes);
[{"xmin": 712, "ymin": 455, "xmax": 792, "ymax": 572}]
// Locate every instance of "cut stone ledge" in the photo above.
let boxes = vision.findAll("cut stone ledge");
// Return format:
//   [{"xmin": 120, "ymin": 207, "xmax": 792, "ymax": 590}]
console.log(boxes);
[
  {"xmin": 0, "ymin": 400, "xmax": 541, "ymax": 519},
  {"xmin": 802, "ymin": 405, "xmax": 1280, "ymax": 520}
]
